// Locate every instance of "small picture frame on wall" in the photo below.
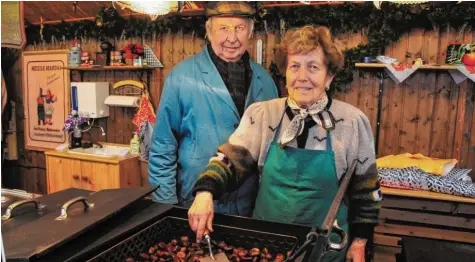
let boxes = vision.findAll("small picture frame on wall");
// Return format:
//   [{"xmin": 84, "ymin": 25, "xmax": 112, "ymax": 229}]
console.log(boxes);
[{"xmin": 22, "ymin": 50, "xmax": 70, "ymax": 151}]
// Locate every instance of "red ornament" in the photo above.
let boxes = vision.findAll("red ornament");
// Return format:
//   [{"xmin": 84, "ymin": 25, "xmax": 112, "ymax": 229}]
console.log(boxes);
[{"xmin": 461, "ymin": 53, "xmax": 475, "ymax": 66}]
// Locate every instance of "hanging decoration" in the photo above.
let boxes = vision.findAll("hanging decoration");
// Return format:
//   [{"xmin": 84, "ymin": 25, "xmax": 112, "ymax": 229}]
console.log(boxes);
[
  {"xmin": 95, "ymin": 13, "xmax": 103, "ymax": 27},
  {"xmin": 73, "ymin": 1, "xmax": 78, "ymax": 14},
  {"xmin": 40, "ymin": 17, "xmax": 44, "ymax": 41},
  {"xmin": 22, "ymin": 2, "xmax": 475, "ymax": 91},
  {"xmin": 279, "ymin": 18, "xmax": 286, "ymax": 41}
]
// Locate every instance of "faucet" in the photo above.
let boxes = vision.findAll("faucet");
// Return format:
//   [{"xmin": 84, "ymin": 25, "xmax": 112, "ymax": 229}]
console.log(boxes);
[
  {"xmin": 92, "ymin": 125, "xmax": 106, "ymax": 148},
  {"xmin": 81, "ymin": 125, "xmax": 106, "ymax": 149}
]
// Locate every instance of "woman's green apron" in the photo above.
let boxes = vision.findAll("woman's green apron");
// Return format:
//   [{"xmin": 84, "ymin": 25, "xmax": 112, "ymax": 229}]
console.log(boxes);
[{"xmin": 253, "ymin": 110, "xmax": 349, "ymax": 261}]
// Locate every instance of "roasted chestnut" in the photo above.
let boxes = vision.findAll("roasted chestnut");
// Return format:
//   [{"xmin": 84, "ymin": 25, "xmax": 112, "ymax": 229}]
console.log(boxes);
[
  {"xmin": 170, "ymin": 239, "xmax": 178, "ymax": 246},
  {"xmin": 134, "ymin": 236, "xmax": 296, "ymax": 262},
  {"xmin": 275, "ymin": 253, "xmax": 285, "ymax": 262},
  {"xmin": 168, "ymin": 243, "xmax": 178, "ymax": 253},
  {"xmin": 240, "ymin": 256, "xmax": 253, "ymax": 261},
  {"xmin": 237, "ymin": 248, "xmax": 248, "ymax": 257},
  {"xmin": 158, "ymin": 242, "xmax": 168, "ymax": 250},
  {"xmin": 224, "ymin": 245, "xmax": 234, "ymax": 254},
  {"xmin": 177, "ymin": 251, "xmax": 187, "ymax": 260},
  {"xmin": 159, "ymin": 251, "xmax": 172, "ymax": 259},
  {"xmin": 250, "ymin": 248, "xmax": 260, "ymax": 257},
  {"xmin": 230, "ymin": 254, "xmax": 241, "ymax": 262},
  {"xmin": 286, "ymin": 250, "xmax": 293, "ymax": 258},
  {"xmin": 180, "ymin": 236, "xmax": 190, "ymax": 245}
]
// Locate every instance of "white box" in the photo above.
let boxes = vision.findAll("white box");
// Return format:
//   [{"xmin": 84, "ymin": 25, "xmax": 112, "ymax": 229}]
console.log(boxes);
[{"xmin": 71, "ymin": 82, "xmax": 110, "ymax": 118}]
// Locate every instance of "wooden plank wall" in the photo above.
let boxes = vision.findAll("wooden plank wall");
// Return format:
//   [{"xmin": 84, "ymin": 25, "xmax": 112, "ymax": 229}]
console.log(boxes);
[
  {"xmin": 2, "ymin": 27, "xmax": 474, "ymax": 194},
  {"xmin": 335, "ymin": 27, "xmax": 475, "ymax": 177}
]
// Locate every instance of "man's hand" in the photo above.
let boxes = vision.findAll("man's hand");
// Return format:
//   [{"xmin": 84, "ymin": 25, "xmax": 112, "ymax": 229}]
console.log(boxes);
[
  {"xmin": 188, "ymin": 191, "xmax": 214, "ymax": 243},
  {"xmin": 346, "ymin": 238, "xmax": 367, "ymax": 262}
]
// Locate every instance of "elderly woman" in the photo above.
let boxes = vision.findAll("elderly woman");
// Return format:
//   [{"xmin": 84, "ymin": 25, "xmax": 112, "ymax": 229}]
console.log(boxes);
[{"xmin": 188, "ymin": 25, "xmax": 382, "ymax": 262}]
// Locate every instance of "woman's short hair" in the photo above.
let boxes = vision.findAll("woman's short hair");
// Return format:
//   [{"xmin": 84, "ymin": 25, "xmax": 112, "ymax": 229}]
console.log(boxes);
[{"xmin": 275, "ymin": 25, "xmax": 344, "ymax": 76}]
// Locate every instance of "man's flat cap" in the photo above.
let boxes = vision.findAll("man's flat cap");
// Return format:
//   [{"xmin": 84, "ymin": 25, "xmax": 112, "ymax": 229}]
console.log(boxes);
[{"xmin": 204, "ymin": 1, "xmax": 256, "ymax": 18}]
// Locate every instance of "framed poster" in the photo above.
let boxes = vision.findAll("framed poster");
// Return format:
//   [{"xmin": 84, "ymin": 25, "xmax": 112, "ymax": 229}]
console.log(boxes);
[
  {"xmin": 1, "ymin": 1, "xmax": 27, "ymax": 49},
  {"xmin": 22, "ymin": 50, "xmax": 70, "ymax": 151}
]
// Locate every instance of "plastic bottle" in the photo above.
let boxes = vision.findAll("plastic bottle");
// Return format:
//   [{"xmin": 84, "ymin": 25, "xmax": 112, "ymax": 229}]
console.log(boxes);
[
  {"xmin": 71, "ymin": 125, "xmax": 82, "ymax": 148},
  {"xmin": 130, "ymin": 132, "xmax": 140, "ymax": 154}
]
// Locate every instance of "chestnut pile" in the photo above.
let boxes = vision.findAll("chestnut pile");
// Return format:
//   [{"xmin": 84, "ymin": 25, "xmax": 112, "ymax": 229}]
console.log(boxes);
[{"xmin": 126, "ymin": 235, "xmax": 292, "ymax": 262}]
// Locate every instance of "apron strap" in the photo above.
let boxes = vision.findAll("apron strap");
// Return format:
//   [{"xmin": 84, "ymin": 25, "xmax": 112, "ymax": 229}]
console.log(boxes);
[
  {"xmin": 326, "ymin": 130, "xmax": 332, "ymax": 152},
  {"xmin": 271, "ymin": 105, "xmax": 288, "ymax": 143}
]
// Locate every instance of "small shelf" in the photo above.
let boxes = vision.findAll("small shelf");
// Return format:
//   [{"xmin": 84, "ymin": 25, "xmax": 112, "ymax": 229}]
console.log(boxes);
[
  {"xmin": 63, "ymin": 65, "xmax": 155, "ymax": 71},
  {"xmin": 64, "ymin": 65, "xmax": 154, "ymax": 85},
  {"xmin": 355, "ymin": 63, "xmax": 458, "ymax": 70}
]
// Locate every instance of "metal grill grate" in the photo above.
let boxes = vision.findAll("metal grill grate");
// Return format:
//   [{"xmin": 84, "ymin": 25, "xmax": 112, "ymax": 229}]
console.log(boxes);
[{"xmin": 88, "ymin": 216, "xmax": 299, "ymax": 262}]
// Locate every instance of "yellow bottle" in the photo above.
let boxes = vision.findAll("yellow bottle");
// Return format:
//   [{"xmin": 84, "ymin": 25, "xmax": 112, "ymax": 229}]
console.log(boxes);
[{"xmin": 130, "ymin": 132, "xmax": 140, "ymax": 155}]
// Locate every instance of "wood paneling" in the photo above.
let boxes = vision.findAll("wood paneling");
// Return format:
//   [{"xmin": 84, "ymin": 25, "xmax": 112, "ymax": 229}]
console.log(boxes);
[{"xmin": 3, "ymin": 26, "xmax": 475, "ymax": 194}]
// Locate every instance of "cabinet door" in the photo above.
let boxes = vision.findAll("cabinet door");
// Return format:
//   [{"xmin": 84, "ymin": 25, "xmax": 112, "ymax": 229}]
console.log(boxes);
[
  {"xmin": 80, "ymin": 161, "xmax": 120, "ymax": 191},
  {"xmin": 47, "ymin": 157, "xmax": 82, "ymax": 193}
]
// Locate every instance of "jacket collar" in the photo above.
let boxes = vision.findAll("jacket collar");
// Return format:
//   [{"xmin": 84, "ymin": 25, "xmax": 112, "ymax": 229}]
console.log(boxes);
[{"xmin": 197, "ymin": 47, "xmax": 264, "ymax": 118}]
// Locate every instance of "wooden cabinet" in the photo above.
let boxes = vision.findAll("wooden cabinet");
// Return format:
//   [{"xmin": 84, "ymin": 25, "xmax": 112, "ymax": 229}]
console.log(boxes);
[
  {"xmin": 45, "ymin": 149, "xmax": 141, "ymax": 193},
  {"xmin": 46, "ymin": 157, "xmax": 82, "ymax": 193}
]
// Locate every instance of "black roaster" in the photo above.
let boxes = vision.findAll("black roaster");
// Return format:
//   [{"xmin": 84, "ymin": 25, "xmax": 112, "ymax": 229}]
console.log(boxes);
[{"xmin": 3, "ymin": 189, "xmax": 313, "ymax": 262}]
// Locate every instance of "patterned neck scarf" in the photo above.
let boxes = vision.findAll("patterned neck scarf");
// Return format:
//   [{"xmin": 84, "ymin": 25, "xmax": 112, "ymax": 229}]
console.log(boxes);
[{"xmin": 279, "ymin": 94, "xmax": 329, "ymax": 147}]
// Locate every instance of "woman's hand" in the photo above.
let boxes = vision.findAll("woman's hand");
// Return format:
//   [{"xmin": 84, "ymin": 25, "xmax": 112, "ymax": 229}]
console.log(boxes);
[
  {"xmin": 188, "ymin": 191, "xmax": 214, "ymax": 243},
  {"xmin": 345, "ymin": 238, "xmax": 367, "ymax": 262}
]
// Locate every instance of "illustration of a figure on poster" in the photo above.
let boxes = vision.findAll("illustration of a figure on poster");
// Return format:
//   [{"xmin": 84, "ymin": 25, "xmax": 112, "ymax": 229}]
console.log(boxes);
[{"xmin": 36, "ymin": 86, "xmax": 57, "ymax": 125}]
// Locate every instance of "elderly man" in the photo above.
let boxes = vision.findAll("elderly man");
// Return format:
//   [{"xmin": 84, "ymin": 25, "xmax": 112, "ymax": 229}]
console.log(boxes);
[{"xmin": 148, "ymin": 2, "xmax": 278, "ymax": 216}]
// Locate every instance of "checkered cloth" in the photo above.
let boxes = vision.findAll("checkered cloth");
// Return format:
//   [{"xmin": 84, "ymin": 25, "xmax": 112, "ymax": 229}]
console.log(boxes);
[
  {"xmin": 143, "ymin": 45, "xmax": 163, "ymax": 68},
  {"xmin": 205, "ymin": 1, "xmax": 255, "ymax": 18}
]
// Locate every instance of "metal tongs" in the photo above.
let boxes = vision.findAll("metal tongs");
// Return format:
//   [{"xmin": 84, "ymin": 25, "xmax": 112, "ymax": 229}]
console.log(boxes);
[
  {"xmin": 204, "ymin": 233, "xmax": 215, "ymax": 261},
  {"xmin": 200, "ymin": 232, "xmax": 230, "ymax": 261}
]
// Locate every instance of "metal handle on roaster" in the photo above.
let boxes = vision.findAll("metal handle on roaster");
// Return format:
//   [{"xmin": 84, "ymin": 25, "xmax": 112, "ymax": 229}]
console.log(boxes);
[
  {"xmin": 285, "ymin": 159, "xmax": 357, "ymax": 262},
  {"xmin": 55, "ymin": 196, "xmax": 95, "ymax": 220},
  {"xmin": 1, "ymin": 199, "xmax": 46, "ymax": 220}
]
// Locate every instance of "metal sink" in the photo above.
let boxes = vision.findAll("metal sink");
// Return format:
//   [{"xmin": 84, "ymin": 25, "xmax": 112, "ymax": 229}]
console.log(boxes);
[{"xmin": 68, "ymin": 145, "xmax": 130, "ymax": 158}]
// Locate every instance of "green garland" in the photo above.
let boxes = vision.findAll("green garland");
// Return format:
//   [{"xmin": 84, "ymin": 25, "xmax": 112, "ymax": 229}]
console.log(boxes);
[{"xmin": 24, "ymin": 2, "xmax": 475, "ymax": 91}]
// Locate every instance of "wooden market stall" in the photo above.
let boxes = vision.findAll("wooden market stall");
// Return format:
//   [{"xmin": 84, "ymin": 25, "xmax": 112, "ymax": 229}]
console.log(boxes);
[{"xmin": 1, "ymin": 1, "xmax": 475, "ymax": 261}]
